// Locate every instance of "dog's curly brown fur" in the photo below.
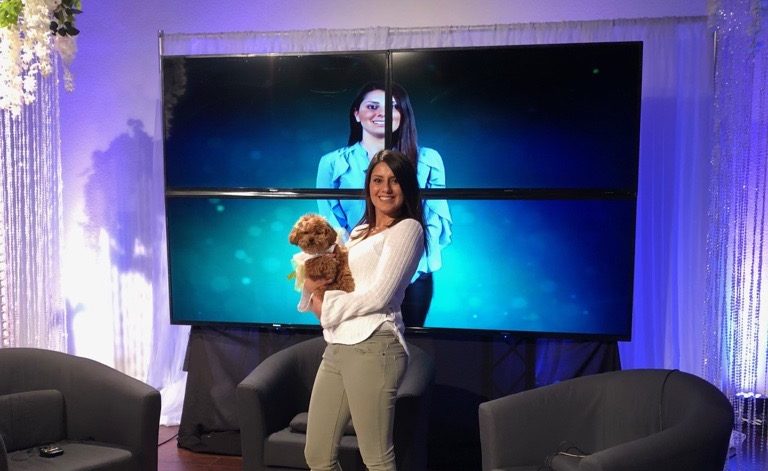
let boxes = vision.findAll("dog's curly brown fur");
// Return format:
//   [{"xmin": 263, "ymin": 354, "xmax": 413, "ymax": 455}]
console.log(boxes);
[{"xmin": 288, "ymin": 213, "xmax": 355, "ymax": 295}]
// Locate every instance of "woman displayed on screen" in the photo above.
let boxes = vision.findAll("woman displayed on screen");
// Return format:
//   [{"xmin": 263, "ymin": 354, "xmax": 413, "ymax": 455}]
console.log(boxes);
[
  {"xmin": 316, "ymin": 81, "xmax": 452, "ymax": 327},
  {"xmin": 302, "ymin": 149, "xmax": 425, "ymax": 471}
]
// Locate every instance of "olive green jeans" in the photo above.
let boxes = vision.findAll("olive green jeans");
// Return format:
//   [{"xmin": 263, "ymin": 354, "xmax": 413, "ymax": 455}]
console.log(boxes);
[{"xmin": 305, "ymin": 329, "xmax": 407, "ymax": 471}]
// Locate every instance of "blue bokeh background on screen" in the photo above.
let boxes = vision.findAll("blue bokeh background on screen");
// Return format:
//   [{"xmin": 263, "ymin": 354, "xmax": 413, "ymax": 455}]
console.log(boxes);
[
  {"xmin": 166, "ymin": 197, "xmax": 321, "ymax": 326},
  {"xmin": 425, "ymin": 199, "xmax": 634, "ymax": 336},
  {"xmin": 166, "ymin": 197, "xmax": 634, "ymax": 336}
]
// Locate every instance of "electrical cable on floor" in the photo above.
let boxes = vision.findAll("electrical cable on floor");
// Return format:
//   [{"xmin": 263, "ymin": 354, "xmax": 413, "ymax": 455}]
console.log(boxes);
[{"xmin": 158, "ymin": 432, "xmax": 179, "ymax": 447}]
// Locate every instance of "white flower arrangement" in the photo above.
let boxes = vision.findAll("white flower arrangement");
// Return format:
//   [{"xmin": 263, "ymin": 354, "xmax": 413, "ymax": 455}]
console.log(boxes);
[{"xmin": 0, "ymin": 0, "xmax": 81, "ymax": 117}]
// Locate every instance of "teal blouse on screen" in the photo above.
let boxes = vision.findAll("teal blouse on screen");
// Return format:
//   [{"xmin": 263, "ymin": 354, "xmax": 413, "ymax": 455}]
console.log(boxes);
[{"xmin": 316, "ymin": 142, "xmax": 452, "ymax": 280}]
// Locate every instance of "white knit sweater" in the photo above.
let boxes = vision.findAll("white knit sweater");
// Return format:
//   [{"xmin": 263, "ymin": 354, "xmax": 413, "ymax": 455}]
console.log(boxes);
[{"xmin": 299, "ymin": 218, "xmax": 424, "ymax": 347}]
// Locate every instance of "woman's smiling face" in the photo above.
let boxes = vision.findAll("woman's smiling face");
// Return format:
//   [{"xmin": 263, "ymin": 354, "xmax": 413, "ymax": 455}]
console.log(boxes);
[
  {"xmin": 369, "ymin": 161, "xmax": 404, "ymax": 222},
  {"xmin": 354, "ymin": 89, "xmax": 401, "ymax": 139}
]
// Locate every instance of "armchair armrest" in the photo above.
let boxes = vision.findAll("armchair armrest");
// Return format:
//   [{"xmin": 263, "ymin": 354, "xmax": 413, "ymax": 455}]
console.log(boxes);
[
  {"xmin": 583, "ymin": 419, "xmax": 732, "ymax": 471},
  {"xmin": 397, "ymin": 344, "xmax": 435, "ymax": 399},
  {"xmin": 62, "ymin": 355, "xmax": 161, "ymax": 471},
  {"xmin": 479, "ymin": 382, "xmax": 600, "ymax": 470}
]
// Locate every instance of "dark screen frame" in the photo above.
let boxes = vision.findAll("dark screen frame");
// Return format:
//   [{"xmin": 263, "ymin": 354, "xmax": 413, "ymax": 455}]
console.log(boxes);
[{"xmin": 161, "ymin": 41, "xmax": 643, "ymax": 341}]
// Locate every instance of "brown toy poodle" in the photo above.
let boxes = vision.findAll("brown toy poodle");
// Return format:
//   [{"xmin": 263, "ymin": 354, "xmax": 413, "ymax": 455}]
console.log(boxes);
[{"xmin": 288, "ymin": 213, "xmax": 355, "ymax": 297}]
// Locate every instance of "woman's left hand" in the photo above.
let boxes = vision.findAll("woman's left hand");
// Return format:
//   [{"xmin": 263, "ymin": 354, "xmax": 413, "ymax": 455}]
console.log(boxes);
[
  {"xmin": 309, "ymin": 290, "xmax": 324, "ymax": 320},
  {"xmin": 304, "ymin": 277, "xmax": 331, "ymax": 320},
  {"xmin": 304, "ymin": 277, "xmax": 331, "ymax": 294}
]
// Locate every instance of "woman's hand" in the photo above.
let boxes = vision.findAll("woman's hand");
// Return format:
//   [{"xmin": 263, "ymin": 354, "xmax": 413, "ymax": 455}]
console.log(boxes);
[
  {"xmin": 304, "ymin": 277, "xmax": 332, "ymax": 320},
  {"xmin": 309, "ymin": 291, "xmax": 324, "ymax": 319},
  {"xmin": 304, "ymin": 277, "xmax": 331, "ymax": 294}
]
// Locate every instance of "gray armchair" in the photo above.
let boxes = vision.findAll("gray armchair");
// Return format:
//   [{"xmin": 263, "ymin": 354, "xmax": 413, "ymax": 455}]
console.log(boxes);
[
  {"xmin": 237, "ymin": 336, "xmax": 434, "ymax": 471},
  {"xmin": 478, "ymin": 368, "xmax": 734, "ymax": 471},
  {"xmin": 0, "ymin": 347, "xmax": 161, "ymax": 471}
]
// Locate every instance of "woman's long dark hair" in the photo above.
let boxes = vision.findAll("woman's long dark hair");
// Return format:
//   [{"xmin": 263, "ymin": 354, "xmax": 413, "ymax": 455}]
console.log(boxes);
[
  {"xmin": 347, "ymin": 81, "xmax": 420, "ymax": 169},
  {"xmin": 354, "ymin": 149, "xmax": 427, "ymax": 251}
]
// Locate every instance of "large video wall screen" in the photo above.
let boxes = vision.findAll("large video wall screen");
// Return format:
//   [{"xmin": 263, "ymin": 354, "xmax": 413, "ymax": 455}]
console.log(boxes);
[{"xmin": 162, "ymin": 41, "xmax": 642, "ymax": 340}]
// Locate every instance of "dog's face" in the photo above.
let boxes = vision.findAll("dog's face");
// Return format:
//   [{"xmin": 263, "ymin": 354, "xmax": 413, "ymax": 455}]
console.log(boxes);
[{"xmin": 288, "ymin": 214, "xmax": 338, "ymax": 254}]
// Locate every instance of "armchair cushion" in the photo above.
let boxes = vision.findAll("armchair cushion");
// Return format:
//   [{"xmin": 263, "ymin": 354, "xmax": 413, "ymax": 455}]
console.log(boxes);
[
  {"xmin": 549, "ymin": 453, "xmax": 582, "ymax": 471},
  {"xmin": 0, "ymin": 390, "xmax": 134, "ymax": 471},
  {"xmin": 288, "ymin": 412, "xmax": 355, "ymax": 436},
  {"xmin": 0, "ymin": 390, "xmax": 65, "ymax": 452},
  {"xmin": 6, "ymin": 441, "xmax": 132, "ymax": 471},
  {"xmin": 264, "ymin": 428, "xmax": 362, "ymax": 470}
]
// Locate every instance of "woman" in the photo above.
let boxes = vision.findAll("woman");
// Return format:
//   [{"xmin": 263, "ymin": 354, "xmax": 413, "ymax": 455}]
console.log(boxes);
[
  {"xmin": 301, "ymin": 149, "xmax": 425, "ymax": 471},
  {"xmin": 316, "ymin": 81, "xmax": 451, "ymax": 327}
]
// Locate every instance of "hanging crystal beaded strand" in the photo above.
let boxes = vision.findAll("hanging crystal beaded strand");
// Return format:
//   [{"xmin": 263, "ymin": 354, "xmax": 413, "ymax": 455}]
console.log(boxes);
[
  {"xmin": 705, "ymin": 0, "xmax": 768, "ymax": 461},
  {"xmin": 0, "ymin": 49, "xmax": 65, "ymax": 350}
]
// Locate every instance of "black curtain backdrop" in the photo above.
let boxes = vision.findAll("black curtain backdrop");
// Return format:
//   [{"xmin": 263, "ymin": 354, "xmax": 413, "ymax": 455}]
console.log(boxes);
[{"xmin": 177, "ymin": 326, "xmax": 620, "ymax": 469}]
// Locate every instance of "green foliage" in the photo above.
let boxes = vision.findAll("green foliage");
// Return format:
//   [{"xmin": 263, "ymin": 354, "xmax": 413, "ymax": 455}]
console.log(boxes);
[
  {"xmin": 50, "ymin": 0, "xmax": 82, "ymax": 36},
  {"xmin": 0, "ymin": 0, "xmax": 22, "ymax": 29},
  {"xmin": 0, "ymin": 0, "xmax": 82, "ymax": 35}
]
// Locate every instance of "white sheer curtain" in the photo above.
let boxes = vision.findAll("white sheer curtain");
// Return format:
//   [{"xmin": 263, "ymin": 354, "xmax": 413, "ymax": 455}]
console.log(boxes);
[{"xmin": 156, "ymin": 17, "xmax": 713, "ymax": 422}]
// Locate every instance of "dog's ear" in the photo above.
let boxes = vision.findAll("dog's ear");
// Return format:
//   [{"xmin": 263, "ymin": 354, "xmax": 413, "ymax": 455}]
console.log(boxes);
[
  {"xmin": 288, "ymin": 222, "xmax": 302, "ymax": 245},
  {"xmin": 324, "ymin": 222, "xmax": 337, "ymax": 242}
]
